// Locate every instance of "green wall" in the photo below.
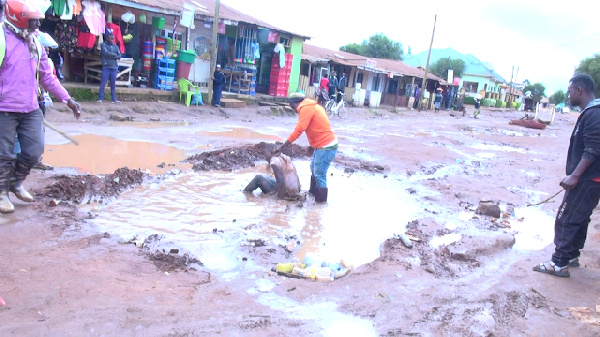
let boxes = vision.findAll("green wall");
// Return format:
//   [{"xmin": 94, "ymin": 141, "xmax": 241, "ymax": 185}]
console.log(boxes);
[{"xmin": 288, "ymin": 36, "xmax": 304, "ymax": 94}]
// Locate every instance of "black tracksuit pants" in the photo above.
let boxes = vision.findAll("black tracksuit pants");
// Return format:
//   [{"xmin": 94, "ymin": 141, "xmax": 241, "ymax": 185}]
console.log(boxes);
[{"xmin": 552, "ymin": 179, "xmax": 600, "ymax": 266}]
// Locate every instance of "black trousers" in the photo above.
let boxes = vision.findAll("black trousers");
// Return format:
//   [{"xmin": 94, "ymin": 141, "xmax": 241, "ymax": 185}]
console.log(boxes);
[{"xmin": 552, "ymin": 179, "xmax": 600, "ymax": 266}]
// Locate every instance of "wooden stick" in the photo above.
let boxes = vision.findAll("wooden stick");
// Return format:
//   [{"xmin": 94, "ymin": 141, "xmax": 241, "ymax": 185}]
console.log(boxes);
[
  {"xmin": 527, "ymin": 189, "xmax": 563, "ymax": 207},
  {"xmin": 43, "ymin": 120, "xmax": 79, "ymax": 146}
]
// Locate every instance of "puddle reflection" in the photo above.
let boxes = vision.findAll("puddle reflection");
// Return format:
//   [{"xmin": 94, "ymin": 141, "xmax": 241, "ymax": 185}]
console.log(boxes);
[{"xmin": 44, "ymin": 134, "xmax": 191, "ymax": 175}]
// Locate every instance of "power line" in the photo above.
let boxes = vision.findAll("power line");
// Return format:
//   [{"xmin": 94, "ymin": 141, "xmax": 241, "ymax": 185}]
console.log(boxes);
[{"xmin": 557, "ymin": 32, "xmax": 600, "ymax": 48}]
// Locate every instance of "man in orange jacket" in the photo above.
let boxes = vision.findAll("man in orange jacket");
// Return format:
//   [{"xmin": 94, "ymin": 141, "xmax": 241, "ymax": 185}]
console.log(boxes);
[{"xmin": 274, "ymin": 92, "xmax": 338, "ymax": 203}]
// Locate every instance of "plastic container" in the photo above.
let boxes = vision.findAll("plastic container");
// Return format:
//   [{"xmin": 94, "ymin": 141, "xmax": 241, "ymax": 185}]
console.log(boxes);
[
  {"xmin": 176, "ymin": 61, "xmax": 192, "ymax": 79},
  {"xmin": 152, "ymin": 17, "xmax": 165, "ymax": 29},
  {"xmin": 177, "ymin": 50, "xmax": 196, "ymax": 64}
]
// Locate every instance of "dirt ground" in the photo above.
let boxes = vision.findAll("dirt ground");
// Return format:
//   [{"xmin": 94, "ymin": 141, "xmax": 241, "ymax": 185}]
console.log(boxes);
[{"xmin": 1, "ymin": 99, "xmax": 599, "ymax": 336}]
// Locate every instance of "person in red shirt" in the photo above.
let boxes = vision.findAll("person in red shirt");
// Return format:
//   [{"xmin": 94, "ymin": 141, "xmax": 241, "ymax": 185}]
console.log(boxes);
[
  {"xmin": 317, "ymin": 74, "xmax": 329, "ymax": 105},
  {"xmin": 274, "ymin": 92, "xmax": 338, "ymax": 203}
]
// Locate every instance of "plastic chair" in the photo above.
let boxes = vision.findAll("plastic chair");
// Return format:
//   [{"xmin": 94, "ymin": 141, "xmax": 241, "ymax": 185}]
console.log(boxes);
[{"xmin": 177, "ymin": 78, "xmax": 200, "ymax": 106}]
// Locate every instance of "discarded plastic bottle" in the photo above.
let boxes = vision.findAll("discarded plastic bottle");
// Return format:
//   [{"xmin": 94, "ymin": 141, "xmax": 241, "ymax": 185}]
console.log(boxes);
[{"xmin": 118, "ymin": 233, "xmax": 138, "ymax": 244}]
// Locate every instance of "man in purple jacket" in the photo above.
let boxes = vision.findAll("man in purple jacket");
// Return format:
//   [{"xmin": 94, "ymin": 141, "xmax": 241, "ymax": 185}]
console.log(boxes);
[{"xmin": 0, "ymin": 0, "xmax": 81, "ymax": 213}]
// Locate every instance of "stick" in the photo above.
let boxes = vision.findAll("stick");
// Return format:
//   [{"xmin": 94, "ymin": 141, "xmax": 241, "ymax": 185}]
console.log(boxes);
[
  {"xmin": 527, "ymin": 189, "xmax": 563, "ymax": 207},
  {"xmin": 43, "ymin": 120, "xmax": 79, "ymax": 146}
]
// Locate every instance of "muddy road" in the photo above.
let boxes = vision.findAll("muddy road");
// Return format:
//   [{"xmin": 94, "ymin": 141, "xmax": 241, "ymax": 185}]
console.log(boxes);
[{"xmin": 0, "ymin": 101, "xmax": 599, "ymax": 336}]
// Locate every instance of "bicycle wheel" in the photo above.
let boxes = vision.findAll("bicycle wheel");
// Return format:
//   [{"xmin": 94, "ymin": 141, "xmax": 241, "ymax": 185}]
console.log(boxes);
[
  {"xmin": 338, "ymin": 101, "xmax": 349, "ymax": 119},
  {"xmin": 325, "ymin": 100, "xmax": 335, "ymax": 117}
]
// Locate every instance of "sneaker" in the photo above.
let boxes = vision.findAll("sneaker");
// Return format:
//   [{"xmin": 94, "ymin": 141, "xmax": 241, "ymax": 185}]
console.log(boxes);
[
  {"xmin": 96, "ymin": 100, "xmax": 103, "ymax": 103},
  {"xmin": 111, "ymin": 100, "xmax": 121, "ymax": 104}
]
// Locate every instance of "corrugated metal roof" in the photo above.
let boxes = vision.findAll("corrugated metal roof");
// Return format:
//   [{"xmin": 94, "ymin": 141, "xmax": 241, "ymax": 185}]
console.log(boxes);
[
  {"xmin": 109, "ymin": 0, "xmax": 310, "ymax": 38},
  {"xmin": 302, "ymin": 43, "xmax": 446, "ymax": 83}
]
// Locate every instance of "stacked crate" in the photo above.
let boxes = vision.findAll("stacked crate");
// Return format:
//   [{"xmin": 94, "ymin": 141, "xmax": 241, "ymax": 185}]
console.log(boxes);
[{"xmin": 269, "ymin": 53, "xmax": 293, "ymax": 97}]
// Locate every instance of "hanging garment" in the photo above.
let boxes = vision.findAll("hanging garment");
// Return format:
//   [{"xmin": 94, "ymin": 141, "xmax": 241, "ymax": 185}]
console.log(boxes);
[
  {"xmin": 54, "ymin": 21, "xmax": 78, "ymax": 52},
  {"xmin": 51, "ymin": 0, "xmax": 68, "ymax": 16},
  {"xmin": 105, "ymin": 22, "xmax": 125, "ymax": 53},
  {"xmin": 251, "ymin": 42, "xmax": 260, "ymax": 59},
  {"xmin": 273, "ymin": 43, "xmax": 285, "ymax": 68},
  {"xmin": 82, "ymin": 0, "xmax": 105, "ymax": 36}
]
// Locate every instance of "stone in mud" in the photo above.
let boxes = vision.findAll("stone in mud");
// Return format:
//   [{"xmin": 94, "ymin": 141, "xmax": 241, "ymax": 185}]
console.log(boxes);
[
  {"xmin": 476, "ymin": 200, "xmax": 501, "ymax": 218},
  {"xmin": 270, "ymin": 106, "xmax": 283, "ymax": 116},
  {"xmin": 110, "ymin": 114, "xmax": 134, "ymax": 122}
]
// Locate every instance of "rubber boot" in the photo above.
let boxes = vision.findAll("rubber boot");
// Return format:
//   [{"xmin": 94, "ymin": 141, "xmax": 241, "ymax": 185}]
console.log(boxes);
[
  {"xmin": 11, "ymin": 160, "xmax": 34, "ymax": 202},
  {"xmin": 0, "ymin": 190, "xmax": 14, "ymax": 213},
  {"xmin": 315, "ymin": 187, "xmax": 328, "ymax": 203},
  {"xmin": 309, "ymin": 175, "xmax": 316, "ymax": 195},
  {"xmin": 10, "ymin": 181, "xmax": 34, "ymax": 202}
]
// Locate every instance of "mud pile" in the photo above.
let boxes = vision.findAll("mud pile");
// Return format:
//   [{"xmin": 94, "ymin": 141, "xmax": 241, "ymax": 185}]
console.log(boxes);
[
  {"xmin": 43, "ymin": 167, "xmax": 145, "ymax": 203},
  {"xmin": 186, "ymin": 142, "xmax": 309, "ymax": 171}
]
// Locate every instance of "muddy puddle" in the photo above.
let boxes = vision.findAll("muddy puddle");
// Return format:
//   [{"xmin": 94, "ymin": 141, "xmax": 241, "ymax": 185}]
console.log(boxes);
[{"xmin": 43, "ymin": 134, "xmax": 191, "ymax": 175}]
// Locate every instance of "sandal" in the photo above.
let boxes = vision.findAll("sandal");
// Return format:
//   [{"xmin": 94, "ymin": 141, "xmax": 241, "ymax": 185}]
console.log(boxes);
[
  {"xmin": 569, "ymin": 257, "xmax": 580, "ymax": 267},
  {"xmin": 533, "ymin": 261, "xmax": 570, "ymax": 277}
]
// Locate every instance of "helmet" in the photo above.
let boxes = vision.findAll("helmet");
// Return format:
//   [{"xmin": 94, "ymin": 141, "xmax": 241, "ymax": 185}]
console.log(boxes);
[{"xmin": 5, "ymin": 0, "xmax": 48, "ymax": 29}]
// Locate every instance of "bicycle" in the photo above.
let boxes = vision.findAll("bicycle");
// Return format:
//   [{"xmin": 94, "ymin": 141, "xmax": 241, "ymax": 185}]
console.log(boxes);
[{"xmin": 325, "ymin": 93, "xmax": 348, "ymax": 119}]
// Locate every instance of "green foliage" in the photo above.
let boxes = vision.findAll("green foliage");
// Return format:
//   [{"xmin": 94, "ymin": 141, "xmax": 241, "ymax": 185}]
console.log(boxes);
[
  {"xmin": 340, "ymin": 43, "xmax": 363, "ymax": 55},
  {"xmin": 430, "ymin": 58, "xmax": 466, "ymax": 79},
  {"xmin": 501, "ymin": 102, "xmax": 507, "ymax": 108},
  {"xmin": 495, "ymin": 100, "xmax": 503, "ymax": 108},
  {"xmin": 575, "ymin": 54, "xmax": 600, "ymax": 98},
  {"xmin": 67, "ymin": 87, "xmax": 97, "ymax": 102},
  {"xmin": 515, "ymin": 102, "xmax": 522, "ymax": 109},
  {"xmin": 482, "ymin": 98, "xmax": 495, "ymax": 107},
  {"xmin": 549, "ymin": 89, "xmax": 567, "ymax": 104},
  {"xmin": 510, "ymin": 102, "xmax": 517, "ymax": 109},
  {"xmin": 464, "ymin": 96, "xmax": 475, "ymax": 105},
  {"xmin": 339, "ymin": 33, "xmax": 404, "ymax": 60},
  {"xmin": 523, "ymin": 83, "xmax": 546, "ymax": 104}
]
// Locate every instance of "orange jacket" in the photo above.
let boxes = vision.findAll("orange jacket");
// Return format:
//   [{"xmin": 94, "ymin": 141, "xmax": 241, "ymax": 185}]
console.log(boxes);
[{"xmin": 287, "ymin": 99, "xmax": 336, "ymax": 148}]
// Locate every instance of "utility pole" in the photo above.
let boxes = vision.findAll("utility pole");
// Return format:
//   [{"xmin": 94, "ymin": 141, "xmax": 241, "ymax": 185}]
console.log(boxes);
[
  {"xmin": 418, "ymin": 13, "xmax": 437, "ymax": 112},
  {"xmin": 508, "ymin": 66, "xmax": 514, "ymax": 104},
  {"xmin": 207, "ymin": 0, "xmax": 220, "ymax": 105}
]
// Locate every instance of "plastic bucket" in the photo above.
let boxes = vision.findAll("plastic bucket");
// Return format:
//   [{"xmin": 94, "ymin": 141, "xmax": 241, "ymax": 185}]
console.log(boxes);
[
  {"xmin": 176, "ymin": 61, "xmax": 192, "ymax": 79},
  {"xmin": 152, "ymin": 17, "xmax": 165, "ymax": 29},
  {"xmin": 177, "ymin": 50, "xmax": 196, "ymax": 64},
  {"xmin": 142, "ymin": 58, "xmax": 152, "ymax": 73}
]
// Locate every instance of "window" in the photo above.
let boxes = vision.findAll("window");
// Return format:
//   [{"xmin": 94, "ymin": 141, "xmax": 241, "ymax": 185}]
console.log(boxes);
[
  {"xmin": 373, "ymin": 76, "xmax": 381, "ymax": 92},
  {"xmin": 279, "ymin": 35, "xmax": 291, "ymax": 48},
  {"xmin": 355, "ymin": 73, "xmax": 364, "ymax": 88},
  {"xmin": 463, "ymin": 81, "xmax": 478, "ymax": 93}
]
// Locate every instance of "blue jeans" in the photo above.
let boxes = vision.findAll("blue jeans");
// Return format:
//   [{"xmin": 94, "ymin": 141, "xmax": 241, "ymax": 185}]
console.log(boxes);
[
  {"xmin": 99, "ymin": 67, "xmax": 118, "ymax": 102},
  {"xmin": 0, "ymin": 109, "xmax": 44, "ymax": 189},
  {"xmin": 310, "ymin": 147, "xmax": 337, "ymax": 188}
]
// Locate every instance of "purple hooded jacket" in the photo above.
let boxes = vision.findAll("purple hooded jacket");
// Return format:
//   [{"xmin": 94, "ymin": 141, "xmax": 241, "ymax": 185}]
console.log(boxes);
[{"xmin": 0, "ymin": 26, "xmax": 71, "ymax": 113}]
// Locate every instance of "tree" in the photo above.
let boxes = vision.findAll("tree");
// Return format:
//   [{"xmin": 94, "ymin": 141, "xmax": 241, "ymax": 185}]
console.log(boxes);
[
  {"xmin": 430, "ymin": 58, "xmax": 466, "ymax": 80},
  {"xmin": 575, "ymin": 54, "xmax": 600, "ymax": 98},
  {"xmin": 549, "ymin": 90, "xmax": 567, "ymax": 105},
  {"xmin": 340, "ymin": 33, "xmax": 404, "ymax": 60},
  {"xmin": 523, "ymin": 83, "xmax": 546, "ymax": 104},
  {"xmin": 339, "ymin": 43, "xmax": 363, "ymax": 56}
]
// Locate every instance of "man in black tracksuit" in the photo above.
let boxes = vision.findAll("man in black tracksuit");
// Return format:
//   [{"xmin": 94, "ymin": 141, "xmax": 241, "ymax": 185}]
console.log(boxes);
[{"xmin": 534, "ymin": 73, "xmax": 600, "ymax": 278}]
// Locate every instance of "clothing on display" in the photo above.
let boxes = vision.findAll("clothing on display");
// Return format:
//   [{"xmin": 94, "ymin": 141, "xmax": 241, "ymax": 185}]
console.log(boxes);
[
  {"xmin": 54, "ymin": 21, "xmax": 78, "ymax": 52},
  {"xmin": 81, "ymin": 0, "xmax": 105, "ymax": 36},
  {"xmin": 105, "ymin": 22, "xmax": 124, "ymax": 53},
  {"xmin": 273, "ymin": 43, "xmax": 285, "ymax": 67}
]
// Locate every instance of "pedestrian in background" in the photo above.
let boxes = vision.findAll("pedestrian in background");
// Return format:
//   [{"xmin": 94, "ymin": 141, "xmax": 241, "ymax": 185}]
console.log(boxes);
[
  {"xmin": 337, "ymin": 73, "xmax": 346, "ymax": 103},
  {"xmin": 212, "ymin": 64, "xmax": 225, "ymax": 107},
  {"xmin": 97, "ymin": 32, "xmax": 121, "ymax": 103},
  {"xmin": 328, "ymin": 72, "xmax": 338, "ymax": 101},
  {"xmin": 533, "ymin": 73, "xmax": 600, "ymax": 278}
]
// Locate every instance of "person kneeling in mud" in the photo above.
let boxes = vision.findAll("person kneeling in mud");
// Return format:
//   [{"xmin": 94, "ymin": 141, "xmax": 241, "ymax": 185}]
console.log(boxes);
[{"xmin": 243, "ymin": 152, "xmax": 301, "ymax": 201}]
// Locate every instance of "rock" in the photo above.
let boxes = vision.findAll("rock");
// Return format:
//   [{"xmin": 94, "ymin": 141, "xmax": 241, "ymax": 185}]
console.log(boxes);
[
  {"xmin": 476, "ymin": 200, "xmax": 501, "ymax": 218},
  {"xmin": 269, "ymin": 106, "xmax": 283, "ymax": 116},
  {"xmin": 110, "ymin": 114, "xmax": 134, "ymax": 122},
  {"xmin": 258, "ymin": 102, "xmax": 275, "ymax": 106}
]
